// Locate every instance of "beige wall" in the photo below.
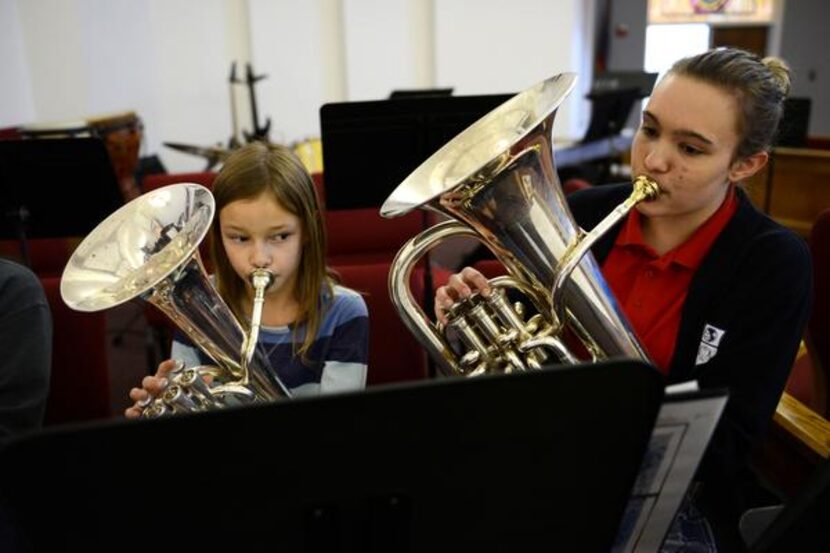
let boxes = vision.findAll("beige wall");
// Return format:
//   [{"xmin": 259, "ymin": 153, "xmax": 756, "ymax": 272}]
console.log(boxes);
[{"xmin": 1, "ymin": 0, "xmax": 594, "ymax": 173}]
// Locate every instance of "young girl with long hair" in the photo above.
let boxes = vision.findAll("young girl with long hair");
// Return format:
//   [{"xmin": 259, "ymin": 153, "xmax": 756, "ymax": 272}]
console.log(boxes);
[{"xmin": 127, "ymin": 141, "xmax": 369, "ymax": 415}]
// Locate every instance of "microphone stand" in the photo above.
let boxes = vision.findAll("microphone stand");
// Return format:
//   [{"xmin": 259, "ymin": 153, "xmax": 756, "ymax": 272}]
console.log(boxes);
[
  {"xmin": 227, "ymin": 62, "xmax": 242, "ymax": 150},
  {"xmin": 241, "ymin": 63, "xmax": 271, "ymax": 142}
]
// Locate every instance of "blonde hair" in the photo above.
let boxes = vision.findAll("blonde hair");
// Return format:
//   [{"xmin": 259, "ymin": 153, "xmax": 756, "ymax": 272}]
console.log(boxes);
[
  {"xmin": 209, "ymin": 141, "xmax": 334, "ymax": 360},
  {"xmin": 669, "ymin": 47, "xmax": 791, "ymax": 158}
]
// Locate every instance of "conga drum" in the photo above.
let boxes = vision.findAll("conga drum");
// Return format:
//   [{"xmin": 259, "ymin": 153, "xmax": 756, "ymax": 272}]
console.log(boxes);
[{"xmin": 87, "ymin": 111, "xmax": 144, "ymax": 201}]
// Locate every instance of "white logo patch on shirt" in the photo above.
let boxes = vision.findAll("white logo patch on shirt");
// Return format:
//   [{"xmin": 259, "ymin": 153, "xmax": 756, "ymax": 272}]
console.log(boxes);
[
  {"xmin": 701, "ymin": 324, "xmax": 726, "ymax": 347},
  {"xmin": 695, "ymin": 324, "xmax": 726, "ymax": 366}
]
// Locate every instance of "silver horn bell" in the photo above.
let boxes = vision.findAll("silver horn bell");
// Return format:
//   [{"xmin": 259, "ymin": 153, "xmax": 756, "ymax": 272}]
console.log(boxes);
[
  {"xmin": 381, "ymin": 72, "xmax": 660, "ymax": 377},
  {"xmin": 60, "ymin": 183, "xmax": 291, "ymax": 417}
]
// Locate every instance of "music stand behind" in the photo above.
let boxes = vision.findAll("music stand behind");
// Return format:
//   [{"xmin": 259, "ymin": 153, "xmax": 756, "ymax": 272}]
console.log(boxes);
[
  {"xmin": 0, "ymin": 360, "xmax": 663, "ymax": 552},
  {"xmin": 581, "ymin": 71, "xmax": 658, "ymax": 144},
  {"xmin": 319, "ymin": 93, "xmax": 512, "ymax": 211},
  {"xmin": 582, "ymin": 87, "xmax": 643, "ymax": 143},
  {"xmin": 389, "ymin": 88, "xmax": 454, "ymax": 99},
  {"xmin": 776, "ymin": 97, "xmax": 811, "ymax": 147},
  {"xmin": 590, "ymin": 71, "xmax": 658, "ymax": 99},
  {"xmin": 0, "ymin": 138, "xmax": 124, "ymax": 240}
]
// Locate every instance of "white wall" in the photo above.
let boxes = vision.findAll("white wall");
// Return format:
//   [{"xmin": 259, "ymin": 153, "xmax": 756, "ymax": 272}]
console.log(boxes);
[
  {"xmin": 248, "ymin": 0, "xmax": 340, "ymax": 145},
  {"xmin": 0, "ymin": 0, "xmax": 35, "ymax": 125},
  {"xmin": 3, "ymin": 0, "xmax": 245, "ymax": 172},
  {"xmin": 1, "ymin": 0, "xmax": 593, "ymax": 173},
  {"xmin": 780, "ymin": 0, "xmax": 830, "ymax": 135},
  {"xmin": 434, "ymin": 0, "xmax": 589, "ymax": 140},
  {"xmin": 343, "ymin": 0, "xmax": 420, "ymax": 100}
]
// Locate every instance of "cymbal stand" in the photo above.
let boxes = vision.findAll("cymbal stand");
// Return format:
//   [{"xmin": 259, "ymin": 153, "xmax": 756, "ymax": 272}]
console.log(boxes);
[
  {"xmin": 236, "ymin": 63, "xmax": 271, "ymax": 142},
  {"xmin": 227, "ymin": 62, "xmax": 242, "ymax": 150}
]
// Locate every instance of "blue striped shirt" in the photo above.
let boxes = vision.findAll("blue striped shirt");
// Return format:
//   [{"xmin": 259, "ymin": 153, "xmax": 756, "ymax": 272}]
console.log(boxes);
[{"xmin": 172, "ymin": 284, "xmax": 369, "ymax": 396}]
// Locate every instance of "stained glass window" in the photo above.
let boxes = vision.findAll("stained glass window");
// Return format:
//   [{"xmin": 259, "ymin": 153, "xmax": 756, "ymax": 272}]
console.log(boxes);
[{"xmin": 648, "ymin": 0, "xmax": 775, "ymax": 24}]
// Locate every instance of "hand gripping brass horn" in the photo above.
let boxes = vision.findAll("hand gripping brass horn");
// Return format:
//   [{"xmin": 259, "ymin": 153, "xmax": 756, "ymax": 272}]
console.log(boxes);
[
  {"xmin": 380, "ymin": 73, "xmax": 660, "ymax": 377},
  {"xmin": 60, "ymin": 183, "xmax": 291, "ymax": 417}
]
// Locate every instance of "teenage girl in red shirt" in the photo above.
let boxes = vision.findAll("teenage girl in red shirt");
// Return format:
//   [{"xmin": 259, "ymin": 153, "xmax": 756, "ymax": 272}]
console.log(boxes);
[{"xmin": 435, "ymin": 48, "xmax": 812, "ymax": 551}]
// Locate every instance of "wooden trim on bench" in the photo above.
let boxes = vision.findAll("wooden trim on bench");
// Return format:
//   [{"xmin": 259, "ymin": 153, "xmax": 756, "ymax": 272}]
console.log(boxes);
[{"xmin": 773, "ymin": 392, "xmax": 830, "ymax": 460}]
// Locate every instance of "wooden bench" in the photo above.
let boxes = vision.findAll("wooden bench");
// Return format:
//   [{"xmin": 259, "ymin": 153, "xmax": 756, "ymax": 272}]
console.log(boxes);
[{"xmin": 746, "ymin": 146, "xmax": 830, "ymax": 237}]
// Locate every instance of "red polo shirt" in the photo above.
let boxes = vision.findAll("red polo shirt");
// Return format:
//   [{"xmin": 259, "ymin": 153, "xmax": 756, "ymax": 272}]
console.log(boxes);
[{"xmin": 602, "ymin": 187, "xmax": 737, "ymax": 374}]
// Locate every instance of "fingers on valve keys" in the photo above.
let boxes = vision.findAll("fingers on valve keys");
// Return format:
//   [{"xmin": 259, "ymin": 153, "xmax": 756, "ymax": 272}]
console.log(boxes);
[
  {"xmin": 435, "ymin": 266, "xmax": 491, "ymax": 325},
  {"xmin": 124, "ymin": 359, "xmax": 183, "ymax": 418}
]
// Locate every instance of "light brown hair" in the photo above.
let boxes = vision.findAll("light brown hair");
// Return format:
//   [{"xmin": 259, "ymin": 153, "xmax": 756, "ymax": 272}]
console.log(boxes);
[
  {"xmin": 669, "ymin": 47, "xmax": 791, "ymax": 159},
  {"xmin": 209, "ymin": 141, "xmax": 333, "ymax": 359}
]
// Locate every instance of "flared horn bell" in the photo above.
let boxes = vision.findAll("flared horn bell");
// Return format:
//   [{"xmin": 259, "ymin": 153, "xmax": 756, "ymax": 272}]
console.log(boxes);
[
  {"xmin": 61, "ymin": 183, "xmax": 213, "ymax": 312},
  {"xmin": 61, "ymin": 183, "xmax": 289, "ymax": 410}
]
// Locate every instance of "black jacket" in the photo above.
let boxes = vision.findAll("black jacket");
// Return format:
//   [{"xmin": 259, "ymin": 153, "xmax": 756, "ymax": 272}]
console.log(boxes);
[
  {"xmin": 568, "ymin": 183, "xmax": 812, "ymax": 538},
  {"xmin": 0, "ymin": 259, "xmax": 51, "ymax": 442}
]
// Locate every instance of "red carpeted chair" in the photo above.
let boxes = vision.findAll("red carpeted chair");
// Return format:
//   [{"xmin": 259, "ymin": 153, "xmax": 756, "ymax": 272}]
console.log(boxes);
[
  {"xmin": 0, "ymin": 237, "xmax": 81, "ymax": 278},
  {"xmin": 140, "ymin": 171, "xmax": 216, "ymax": 193},
  {"xmin": 311, "ymin": 172, "xmax": 325, "ymax": 206},
  {"xmin": 785, "ymin": 208, "xmax": 830, "ymax": 417},
  {"xmin": 318, "ymin": 169, "xmax": 435, "ymax": 361},
  {"xmin": 472, "ymin": 258, "xmax": 507, "ymax": 280},
  {"xmin": 325, "ymin": 207, "xmax": 426, "ymax": 266},
  {"xmin": 315, "ymin": 170, "xmax": 426, "ymax": 265},
  {"xmin": 742, "ymin": 210, "xmax": 830, "ymax": 550},
  {"xmin": 563, "ymin": 177, "xmax": 594, "ymax": 195},
  {"xmin": 754, "ymin": 210, "xmax": 830, "ymax": 502},
  {"xmin": 332, "ymin": 263, "xmax": 428, "ymax": 386},
  {"xmin": 805, "ymin": 208, "xmax": 830, "ymax": 417},
  {"xmin": 40, "ymin": 276, "xmax": 111, "ymax": 425}
]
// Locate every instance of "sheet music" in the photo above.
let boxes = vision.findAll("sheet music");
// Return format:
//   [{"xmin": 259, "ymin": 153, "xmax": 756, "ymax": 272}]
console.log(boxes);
[{"xmin": 613, "ymin": 388, "xmax": 728, "ymax": 552}]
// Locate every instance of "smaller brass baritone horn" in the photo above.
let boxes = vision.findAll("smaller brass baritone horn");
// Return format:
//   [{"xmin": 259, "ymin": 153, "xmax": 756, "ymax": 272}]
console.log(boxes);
[{"xmin": 60, "ymin": 183, "xmax": 291, "ymax": 417}]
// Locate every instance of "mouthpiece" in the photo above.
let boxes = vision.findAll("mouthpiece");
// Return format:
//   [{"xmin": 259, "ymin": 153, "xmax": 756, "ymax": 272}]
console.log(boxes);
[
  {"xmin": 250, "ymin": 269, "xmax": 275, "ymax": 292},
  {"xmin": 632, "ymin": 175, "xmax": 661, "ymax": 202}
]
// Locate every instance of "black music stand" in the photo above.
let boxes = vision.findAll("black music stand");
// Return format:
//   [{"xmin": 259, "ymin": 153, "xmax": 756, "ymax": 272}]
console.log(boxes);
[
  {"xmin": 388, "ymin": 88, "xmax": 454, "ymax": 99},
  {"xmin": 562, "ymin": 84, "xmax": 648, "ymax": 185},
  {"xmin": 319, "ymin": 93, "xmax": 512, "ymax": 211},
  {"xmin": 590, "ymin": 71, "xmax": 658, "ymax": 99},
  {"xmin": 319, "ymin": 93, "xmax": 514, "ymax": 340},
  {"xmin": 0, "ymin": 360, "xmax": 663, "ymax": 552},
  {"xmin": 0, "ymin": 138, "xmax": 123, "ymax": 266},
  {"xmin": 583, "ymin": 71, "xmax": 657, "ymax": 141},
  {"xmin": 775, "ymin": 97, "xmax": 811, "ymax": 147},
  {"xmin": 582, "ymin": 87, "xmax": 643, "ymax": 143}
]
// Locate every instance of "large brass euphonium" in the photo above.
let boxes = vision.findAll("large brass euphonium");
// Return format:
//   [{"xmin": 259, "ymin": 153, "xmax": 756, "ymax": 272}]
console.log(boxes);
[
  {"xmin": 381, "ymin": 73, "xmax": 660, "ymax": 376},
  {"xmin": 61, "ymin": 183, "xmax": 291, "ymax": 417}
]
